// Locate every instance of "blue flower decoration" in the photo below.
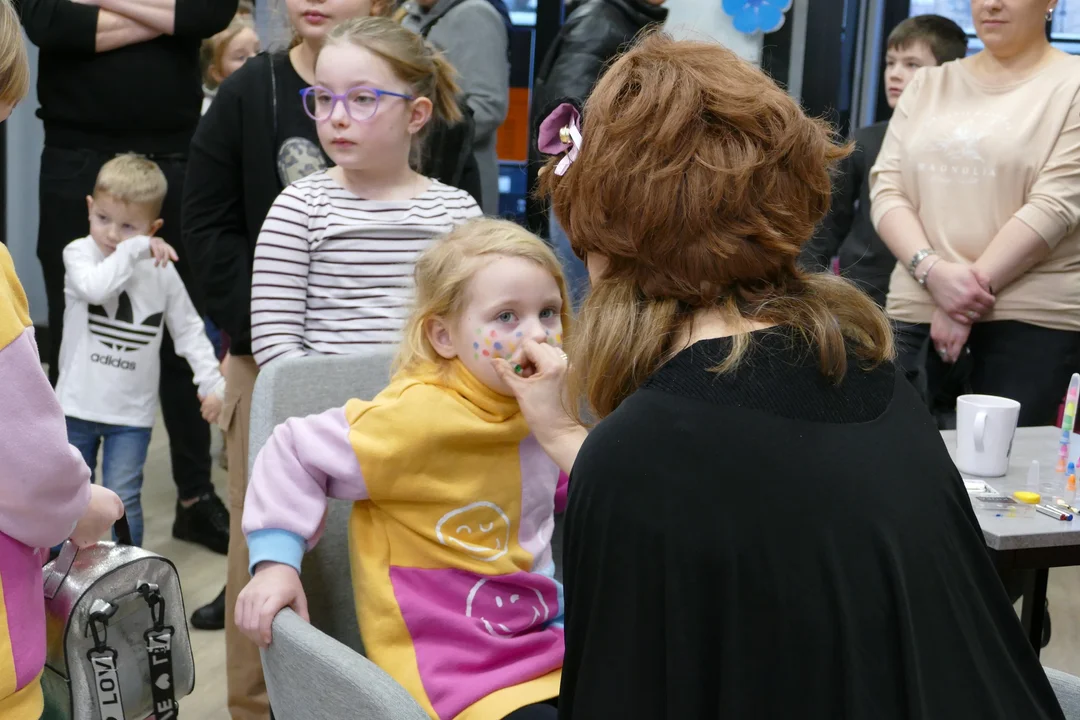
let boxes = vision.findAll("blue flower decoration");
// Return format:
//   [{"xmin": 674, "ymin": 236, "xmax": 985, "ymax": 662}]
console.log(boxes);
[{"xmin": 722, "ymin": 0, "xmax": 793, "ymax": 34}]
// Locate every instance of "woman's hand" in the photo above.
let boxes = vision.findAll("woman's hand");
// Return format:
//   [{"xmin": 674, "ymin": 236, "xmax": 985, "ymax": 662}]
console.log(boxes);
[
  {"xmin": 493, "ymin": 340, "xmax": 587, "ymax": 475},
  {"xmin": 235, "ymin": 562, "xmax": 309, "ymax": 648},
  {"xmin": 930, "ymin": 307, "xmax": 971, "ymax": 364},
  {"xmin": 923, "ymin": 260, "xmax": 994, "ymax": 324}
]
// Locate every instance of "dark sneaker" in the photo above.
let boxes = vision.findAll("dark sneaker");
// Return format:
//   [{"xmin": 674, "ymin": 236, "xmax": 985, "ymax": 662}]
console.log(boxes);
[
  {"xmin": 191, "ymin": 586, "xmax": 226, "ymax": 631},
  {"xmin": 172, "ymin": 493, "xmax": 229, "ymax": 555}
]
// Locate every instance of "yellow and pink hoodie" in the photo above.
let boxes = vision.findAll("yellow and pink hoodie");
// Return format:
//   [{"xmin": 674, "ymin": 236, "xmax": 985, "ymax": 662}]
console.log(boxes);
[
  {"xmin": 244, "ymin": 359, "xmax": 568, "ymax": 719},
  {"xmin": 0, "ymin": 244, "xmax": 92, "ymax": 717}
]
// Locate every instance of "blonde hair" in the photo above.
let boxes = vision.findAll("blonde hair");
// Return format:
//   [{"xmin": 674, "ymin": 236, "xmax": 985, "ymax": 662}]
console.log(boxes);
[
  {"xmin": 0, "ymin": 0, "xmax": 29, "ymax": 108},
  {"xmin": 322, "ymin": 17, "xmax": 463, "ymax": 128},
  {"xmin": 394, "ymin": 218, "xmax": 573, "ymax": 375},
  {"xmin": 541, "ymin": 32, "xmax": 893, "ymax": 421},
  {"xmin": 94, "ymin": 154, "xmax": 169, "ymax": 218},
  {"xmin": 202, "ymin": 13, "xmax": 257, "ymax": 89}
]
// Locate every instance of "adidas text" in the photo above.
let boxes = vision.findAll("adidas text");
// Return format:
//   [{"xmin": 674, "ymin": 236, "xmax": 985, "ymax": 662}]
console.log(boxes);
[{"xmin": 91, "ymin": 353, "xmax": 137, "ymax": 371}]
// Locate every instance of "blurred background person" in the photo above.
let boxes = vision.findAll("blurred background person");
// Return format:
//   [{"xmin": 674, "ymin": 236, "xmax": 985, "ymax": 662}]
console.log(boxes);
[
  {"xmin": 530, "ymin": 0, "xmax": 667, "ymax": 307},
  {"xmin": 871, "ymin": 0, "xmax": 1080, "ymax": 431},
  {"xmin": 800, "ymin": 14, "xmax": 967, "ymax": 308},
  {"xmin": 202, "ymin": 11, "xmax": 260, "ymax": 114},
  {"xmin": 399, "ymin": 0, "xmax": 509, "ymax": 214}
]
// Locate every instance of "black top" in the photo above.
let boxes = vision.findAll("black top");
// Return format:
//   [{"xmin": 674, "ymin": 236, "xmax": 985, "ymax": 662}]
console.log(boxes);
[
  {"xmin": 530, "ymin": 0, "xmax": 666, "ymax": 150},
  {"xmin": 532, "ymin": 0, "xmax": 667, "ymax": 112},
  {"xmin": 182, "ymin": 53, "xmax": 324, "ymax": 356},
  {"xmin": 18, "ymin": 0, "xmax": 237, "ymax": 153},
  {"xmin": 559, "ymin": 328, "xmax": 1064, "ymax": 720},
  {"xmin": 800, "ymin": 121, "xmax": 893, "ymax": 307},
  {"xmin": 182, "ymin": 52, "xmax": 483, "ymax": 355}
]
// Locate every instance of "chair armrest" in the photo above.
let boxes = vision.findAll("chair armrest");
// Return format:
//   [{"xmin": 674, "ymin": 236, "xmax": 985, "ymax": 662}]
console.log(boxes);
[{"xmin": 261, "ymin": 609, "xmax": 428, "ymax": 720}]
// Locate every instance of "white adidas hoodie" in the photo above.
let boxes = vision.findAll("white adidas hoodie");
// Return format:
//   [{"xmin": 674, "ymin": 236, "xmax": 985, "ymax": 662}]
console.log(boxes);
[{"xmin": 56, "ymin": 236, "xmax": 224, "ymax": 428}]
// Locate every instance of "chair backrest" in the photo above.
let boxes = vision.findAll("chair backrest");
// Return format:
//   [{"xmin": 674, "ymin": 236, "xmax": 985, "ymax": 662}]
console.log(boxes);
[
  {"xmin": 1046, "ymin": 667, "xmax": 1080, "ymax": 720},
  {"xmin": 249, "ymin": 351, "xmax": 396, "ymax": 653},
  {"xmin": 261, "ymin": 609, "xmax": 428, "ymax": 720}
]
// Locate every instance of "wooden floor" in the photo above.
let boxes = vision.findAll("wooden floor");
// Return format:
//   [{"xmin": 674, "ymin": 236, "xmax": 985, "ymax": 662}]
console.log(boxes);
[{"xmin": 133, "ymin": 417, "xmax": 1080, "ymax": 719}]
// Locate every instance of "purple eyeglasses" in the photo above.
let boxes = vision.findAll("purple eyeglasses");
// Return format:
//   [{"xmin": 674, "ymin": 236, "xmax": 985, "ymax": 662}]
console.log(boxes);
[{"xmin": 300, "ymin": 86, "xmax": 415, "ymax": 123}]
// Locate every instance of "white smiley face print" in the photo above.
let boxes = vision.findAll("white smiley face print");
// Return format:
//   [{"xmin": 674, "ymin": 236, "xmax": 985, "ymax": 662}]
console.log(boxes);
[
  {"xmin": 465, "ymin": 577, "xmax": 550, "ymax": 636},
  {"xmin": 435, "ymin": 502, "xmax": 511, "ymax": 562}
]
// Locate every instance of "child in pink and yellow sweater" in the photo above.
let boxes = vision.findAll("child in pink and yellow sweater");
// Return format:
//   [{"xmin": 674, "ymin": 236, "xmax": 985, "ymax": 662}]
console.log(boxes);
[{"xmin": 237, "ymin": 219, "xmax": 570, "ymax": 720}]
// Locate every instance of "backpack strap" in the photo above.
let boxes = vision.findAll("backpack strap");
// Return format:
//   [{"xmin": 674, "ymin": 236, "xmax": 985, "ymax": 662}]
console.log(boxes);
[
  {"xmin": 139, "ymin": 583, "xmax": 179, "ymax": 718},
  {"xmin": 87, "ymin": 601, "xmax": 125, "ymax": 719},
  {"xmin": 418, "ymin": 0, "xmax": 472, "ymax": 37}
]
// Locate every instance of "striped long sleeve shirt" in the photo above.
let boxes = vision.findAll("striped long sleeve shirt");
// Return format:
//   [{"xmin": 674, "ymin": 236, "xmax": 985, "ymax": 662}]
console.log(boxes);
[{"xmin": 250, "ymin": 172, "xmax": 482, "ymax": 367}]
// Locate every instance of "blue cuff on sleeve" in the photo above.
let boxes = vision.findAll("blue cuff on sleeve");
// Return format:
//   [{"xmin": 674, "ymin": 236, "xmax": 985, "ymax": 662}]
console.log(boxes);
[{"xmin": 247, "ymin": 528, "xmax": 306, "ymax": 575}]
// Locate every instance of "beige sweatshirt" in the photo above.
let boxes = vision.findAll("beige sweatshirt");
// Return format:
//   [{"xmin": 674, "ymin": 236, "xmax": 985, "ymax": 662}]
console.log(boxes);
[{"xmin": 869, "ymin": 55, "xmax": 1080, "ymax": 331}]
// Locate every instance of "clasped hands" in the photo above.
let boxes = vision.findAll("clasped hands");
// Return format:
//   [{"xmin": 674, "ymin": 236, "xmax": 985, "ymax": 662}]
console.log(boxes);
[{"xmin": 924, "ymin": 260, "xmax": 994, "ymax": 364}]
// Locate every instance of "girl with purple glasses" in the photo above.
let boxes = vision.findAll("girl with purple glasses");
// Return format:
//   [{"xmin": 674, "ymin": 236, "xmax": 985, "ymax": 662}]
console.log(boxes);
[{"xmin": 249, "ymin": 16, "xmax": 481, "ymax": 368}]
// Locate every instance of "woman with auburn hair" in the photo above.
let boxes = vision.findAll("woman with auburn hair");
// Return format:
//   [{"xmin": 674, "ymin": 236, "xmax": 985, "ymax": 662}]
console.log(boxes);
[{"xmin": 493, "ymin": 32, "xmax": 1065, "ymax": 719}]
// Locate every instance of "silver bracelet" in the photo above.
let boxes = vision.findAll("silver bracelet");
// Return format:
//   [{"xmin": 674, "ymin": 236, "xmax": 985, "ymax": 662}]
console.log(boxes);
[
  {"xmin": 917, "ymin": 256, "xmax": 942, "ymax": 287},
  {"xmin": 908, "ymin": 248, "xmax": 936, "ymax": 277}
]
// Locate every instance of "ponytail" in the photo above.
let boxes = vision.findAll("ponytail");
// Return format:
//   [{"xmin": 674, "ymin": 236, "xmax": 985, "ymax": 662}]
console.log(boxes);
[{"xmin": 428, "ymin": 50, "xmax": 463, "ymax": 125}]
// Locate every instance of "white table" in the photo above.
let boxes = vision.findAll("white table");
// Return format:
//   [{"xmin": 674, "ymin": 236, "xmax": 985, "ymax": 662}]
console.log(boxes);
[{"xmin": 942, "ymin": 426, "xmax": 1080, "ymax": 655}]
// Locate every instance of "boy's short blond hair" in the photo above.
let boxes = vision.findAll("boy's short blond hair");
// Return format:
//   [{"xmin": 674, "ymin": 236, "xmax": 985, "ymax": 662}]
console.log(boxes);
[
  {"xmin": 94, "ymin": 154, "xmax": 169, "ymax": 218},
  {"xmin": 0, "ymin": 0, "xmax": 30, "ymax": 107}
]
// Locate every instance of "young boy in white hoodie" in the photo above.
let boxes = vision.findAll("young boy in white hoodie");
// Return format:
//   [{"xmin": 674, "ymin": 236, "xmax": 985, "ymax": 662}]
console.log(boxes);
[{"xmin": 55, "ymin": 153, "xmax": 225, "ymax": 547}]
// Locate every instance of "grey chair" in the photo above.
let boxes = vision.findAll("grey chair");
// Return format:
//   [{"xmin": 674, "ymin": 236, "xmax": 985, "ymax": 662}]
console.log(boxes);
[
  {"xmin": 1046, "ymin": 667, "xmax": 1080, "ymax": 720},
  {"xmin": 248, "ymin": 351, "xmax": 428, "ymax": 719}
]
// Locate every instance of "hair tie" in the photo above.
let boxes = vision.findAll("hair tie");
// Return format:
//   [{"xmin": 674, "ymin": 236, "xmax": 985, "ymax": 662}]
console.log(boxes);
[{"xmin": 537, "ymin": 102, "xmax": 583, "ymax": 176}]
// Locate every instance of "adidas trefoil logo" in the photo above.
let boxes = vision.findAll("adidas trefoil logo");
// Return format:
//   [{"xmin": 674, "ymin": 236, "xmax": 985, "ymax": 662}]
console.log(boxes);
[{"xmin": 88, "ymin": 291, "xmax": 163, "ymax": 353}]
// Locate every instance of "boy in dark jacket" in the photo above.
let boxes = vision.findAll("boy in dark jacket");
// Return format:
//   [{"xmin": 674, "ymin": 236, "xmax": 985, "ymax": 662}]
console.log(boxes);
[
  {"xmin": 530, "ymin": 0, "xmax": 667, "ymax": 305},
  {"xmin": 799, "ymin": 14, "xmax": 967, "ymax": 307}
]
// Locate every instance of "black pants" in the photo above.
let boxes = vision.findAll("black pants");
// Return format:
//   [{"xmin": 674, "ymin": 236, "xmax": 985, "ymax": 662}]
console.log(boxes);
[
  {"xmin": 895, "ymin": 319, "xmax": 1080, "ymax": 428},
  {"xmin": 37, "ymin": 145, "xmax": 213, "ymax": 501},
  {"xmin": 503, "ymin": 699, "xmax": 558, "ymax": 719}
]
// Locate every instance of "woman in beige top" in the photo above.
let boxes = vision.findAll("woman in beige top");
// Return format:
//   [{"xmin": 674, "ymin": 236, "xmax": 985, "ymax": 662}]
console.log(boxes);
[{"xmin": 870, "ymin": 0, "xmax": 1080, "ymax": 427}]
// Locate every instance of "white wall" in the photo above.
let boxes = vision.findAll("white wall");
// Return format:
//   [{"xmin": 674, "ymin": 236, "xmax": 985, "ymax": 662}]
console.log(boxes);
[
  {"xmin": 663, "ymin": 0, "xmax": 764, "ymax": 64},
  {"xmin": 5, "ymin": 33, "xmax": 46, "ymax": 325}
]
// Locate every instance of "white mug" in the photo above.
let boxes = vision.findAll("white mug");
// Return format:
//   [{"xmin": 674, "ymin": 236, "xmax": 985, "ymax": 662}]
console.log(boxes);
[{"xmin": 955, "ymin": 394, "xmax": 1021, "ymax": 477}]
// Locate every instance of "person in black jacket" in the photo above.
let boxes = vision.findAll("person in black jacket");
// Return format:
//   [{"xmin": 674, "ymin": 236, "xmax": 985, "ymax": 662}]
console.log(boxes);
[
  {"xmin": 529, "ymin": 0, "xmax": 666, "ymax": 306},
  {"xmin": 19, "ymin": 0, "xmax": 237, "ymax": 557},
  {"xmin": 180, "ymin": 3, "xmax": 481, "ymax": 715},
  {"xmin": 798, "ymin": 14, "xmax": 968, "ymax": 306}
]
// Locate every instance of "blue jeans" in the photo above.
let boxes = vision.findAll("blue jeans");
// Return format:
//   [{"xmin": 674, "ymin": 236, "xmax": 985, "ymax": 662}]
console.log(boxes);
[
  {"xmin": 65, "ymin": 417, "xmax": 153, "ymax": 547},
  {"xmin": 549, "ymin": 210, "xmax": 589, "ymax": 309}
]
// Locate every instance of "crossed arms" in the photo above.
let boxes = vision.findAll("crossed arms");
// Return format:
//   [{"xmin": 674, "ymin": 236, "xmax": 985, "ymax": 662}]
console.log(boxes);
[{"xmin": 19, "ymin": 0, "xmax": 235, "ymax": 53}]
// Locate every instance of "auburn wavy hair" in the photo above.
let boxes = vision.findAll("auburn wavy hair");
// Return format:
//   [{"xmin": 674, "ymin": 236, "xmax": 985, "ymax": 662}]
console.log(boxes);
[{"xmin": 540, "ymin": 31, "xmax": 894, "ymax": 421}]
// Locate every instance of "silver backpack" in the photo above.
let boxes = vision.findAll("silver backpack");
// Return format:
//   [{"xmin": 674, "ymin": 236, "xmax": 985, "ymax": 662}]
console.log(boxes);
[{"xmin": 40, "ymin": 517, "xmax": 194, "ymax": 719}]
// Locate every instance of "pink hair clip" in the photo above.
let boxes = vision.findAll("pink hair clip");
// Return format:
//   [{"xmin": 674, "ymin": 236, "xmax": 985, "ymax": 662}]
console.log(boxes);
[{"xmin": 537, "ymin": 102, "xmax": 582, "ymax": 176}]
